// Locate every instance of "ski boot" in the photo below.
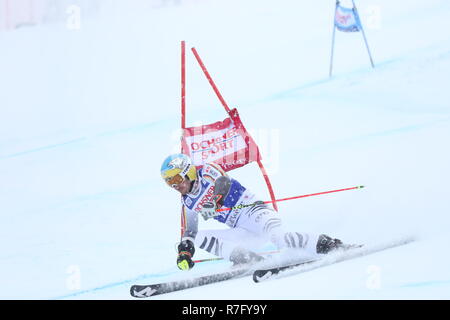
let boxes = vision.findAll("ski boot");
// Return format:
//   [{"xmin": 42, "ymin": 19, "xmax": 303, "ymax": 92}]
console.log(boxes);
[{"xmin": 316, "ymin": 234, "xmax": 361, "ymax": 254}]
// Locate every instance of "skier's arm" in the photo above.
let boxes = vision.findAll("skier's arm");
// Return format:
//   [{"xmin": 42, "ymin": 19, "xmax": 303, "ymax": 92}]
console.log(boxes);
[
  {"xmin": 199, "ymin": 176, "xmax": 232, "ymax": 220},
  {"xmin": 213, "ymin": 175, "xmax": 231, "ymax": 206},
  {"xmin": 178, "ymin": 206, "xmax": 197, "ymax": 270},
  {"xmin": 181, "ymin": 206, "xmax": 198, "ymax": 243}
]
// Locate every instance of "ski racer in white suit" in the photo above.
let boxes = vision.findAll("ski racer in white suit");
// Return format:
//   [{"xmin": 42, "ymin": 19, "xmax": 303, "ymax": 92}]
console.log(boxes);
[{"xmin": 160, "ymin": 153, "xmax": 349, "ymax": 271}]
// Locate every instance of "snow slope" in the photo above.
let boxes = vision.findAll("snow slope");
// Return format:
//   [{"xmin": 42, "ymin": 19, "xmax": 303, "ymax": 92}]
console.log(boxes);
[{"xmin": 1, "ymin": 0, "xmax": 450, "ymax": 299}]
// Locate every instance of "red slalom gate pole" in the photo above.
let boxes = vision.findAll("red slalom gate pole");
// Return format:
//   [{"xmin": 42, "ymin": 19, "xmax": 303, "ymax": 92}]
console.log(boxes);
[
  {"xmin": 180, "ymin": 41, "xmax": 187, "ymax": 239},
  {"xmin": 191, "ymin": 47, "xmax": 232, "ymax": 114},
  {"xmin": 216, "ymin": 185, "xmax": 365, "ymax": 212},
  {"xmin": 181, "ymin": 41, "xmax": 186, "ymax": 130}
]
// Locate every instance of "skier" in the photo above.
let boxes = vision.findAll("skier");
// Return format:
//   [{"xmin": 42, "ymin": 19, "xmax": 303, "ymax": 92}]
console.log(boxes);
[{"xmin": 161, "ymin": 153, "xmax": 352, "ymax": 271}]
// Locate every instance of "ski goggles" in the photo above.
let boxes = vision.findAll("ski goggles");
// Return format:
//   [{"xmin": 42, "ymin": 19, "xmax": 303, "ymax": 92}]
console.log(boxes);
[{"xmin": 165, "ymin": 174, "xmax": 185, "ymax": 187}]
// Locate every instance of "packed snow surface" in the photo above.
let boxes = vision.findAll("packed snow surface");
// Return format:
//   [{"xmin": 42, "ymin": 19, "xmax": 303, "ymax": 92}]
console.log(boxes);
[{"xmin": 1, "ymin": 0, "xmax": 449, "ymax": 299}]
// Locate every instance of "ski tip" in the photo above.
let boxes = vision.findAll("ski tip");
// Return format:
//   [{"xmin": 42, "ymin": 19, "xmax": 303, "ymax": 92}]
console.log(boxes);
[
  {"xmin": 357, "ymin": 185, "xmax": 365, "ymax": 189},
  {"xmin": 130, "ymin": 285, "xmax": 158, "ymax": 298},
  {"xmin": 130, "ymin": 285, "xmax": 142, "ymax": 298}
]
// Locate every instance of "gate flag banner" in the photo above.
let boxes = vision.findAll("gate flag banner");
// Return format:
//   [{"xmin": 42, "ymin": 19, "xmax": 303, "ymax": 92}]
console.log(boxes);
[
  {"xmin": 335, "ymin": 3, "xmax": 361, "ymax": 32},
  {"xmin": 182, "ymin": 108, "xmax": 260, "ymax": 172},
  {"xmin": 329, "ymin": 0, "xmax": 374, "ymax": 76}
]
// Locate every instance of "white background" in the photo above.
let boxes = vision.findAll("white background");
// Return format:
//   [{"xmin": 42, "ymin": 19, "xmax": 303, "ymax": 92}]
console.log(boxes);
[{"xmin": 0, "ymin": 0, "xmax": 449, "ymax": 299}]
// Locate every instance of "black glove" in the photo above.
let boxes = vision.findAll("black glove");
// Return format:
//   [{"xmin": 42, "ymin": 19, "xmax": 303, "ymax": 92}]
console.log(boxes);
[{"xmin": 177, "ymin": 239, "xmax": 195, "ymax": 270}]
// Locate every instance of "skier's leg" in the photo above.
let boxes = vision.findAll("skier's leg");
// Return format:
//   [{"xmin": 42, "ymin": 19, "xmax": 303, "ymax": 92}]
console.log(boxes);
[
  {"xmin": 235, "ymin": 207, "xmax": 329, "ymax": 254},
  {"xmin": 193, "ymin": 228, "xmax": 267, "ymax": 265}
]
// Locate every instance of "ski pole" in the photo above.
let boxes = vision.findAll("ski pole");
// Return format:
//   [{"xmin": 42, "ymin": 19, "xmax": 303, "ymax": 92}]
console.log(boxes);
[{"xmin": 216, "ymin": 185, "xmax": 365, "ymax": 212}]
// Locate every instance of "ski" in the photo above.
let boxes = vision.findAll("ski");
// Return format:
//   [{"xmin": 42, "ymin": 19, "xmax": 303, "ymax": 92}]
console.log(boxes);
[
  {"xmin": 130, "ymin": 266, "xmax": 251, "ymax": 298},
  {"xmin": 252, "ymin": 244, "xmax": 363, "ymax": 282},
  {"xmin": 252, "ymin": 258, "xmax": 320, "ymax": 282},
  {"xmin": 252, "ymin": 236, "xmax": 415, "ymax": 283},
  {"xmin": 130, "ymin": 236, "xmax": 416, "ymax": 296}
]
